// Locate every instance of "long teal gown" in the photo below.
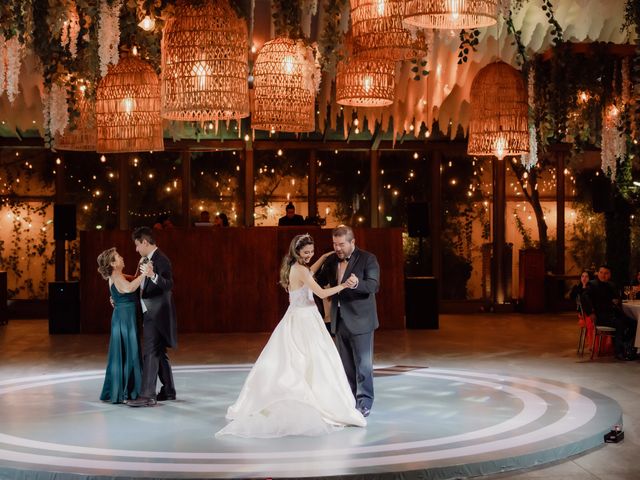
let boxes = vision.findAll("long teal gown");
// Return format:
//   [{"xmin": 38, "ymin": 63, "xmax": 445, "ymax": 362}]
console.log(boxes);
[{"xmin": 99, "ymin": 283, "xmax": 142, "ymax": 403}]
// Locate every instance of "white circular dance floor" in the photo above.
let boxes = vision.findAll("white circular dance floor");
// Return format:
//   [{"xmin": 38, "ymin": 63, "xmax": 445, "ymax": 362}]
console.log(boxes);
[{"xmin": 0, "ymin": 365, "xmax": 621, "ymax": 479}]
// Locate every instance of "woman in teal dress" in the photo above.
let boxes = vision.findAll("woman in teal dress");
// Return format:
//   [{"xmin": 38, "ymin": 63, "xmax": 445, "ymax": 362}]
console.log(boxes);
[{"xmin": 97, "ymin": 248, "xmax": 145, "ymax": 404}]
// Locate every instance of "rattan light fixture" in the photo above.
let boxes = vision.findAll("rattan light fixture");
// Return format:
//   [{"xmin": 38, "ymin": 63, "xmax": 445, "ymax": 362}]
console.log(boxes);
[
  {"xmin": 403, "ymin": 0, "xmax": 498, "ymax": 30},
  {"xmin": 55, "ymin": 86, "xmax": 96, "ymax": 151},
  {"xmin": 252, "ymin": 38, "xmax": 318, "ymax": 133},
  {"xmin": 467, "ymin": 61, "xmax": 529, "ymax": 160},
  {"xmin": 350, "ymin": 0, "xmax": 428, "ymax": 61},
  {"xmin": 161, "ymin": 0, "xmax": 249, "ymax": 122},
  {"xmin": 336, "ymin": 54, "xmax": 396, "ymax": 107},
  {"xmin": 96, "ymin": 54, "xmax": 164, "ymax": 153}
]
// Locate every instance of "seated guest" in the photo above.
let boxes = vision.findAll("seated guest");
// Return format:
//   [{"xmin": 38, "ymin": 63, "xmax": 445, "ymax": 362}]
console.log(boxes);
[
  {"xmin": 195, "ymin": 211, "xmax": 213, "ymax": 227},
  {"xmin": 278, "ymin": 203, "xmax": 304, "ymax": 226},
  {"xmin": 214, "ymin": 212, "xmax": 229, "ymax": 227},
  {"xmin": 569, "ymin": 270, "xmax": 591, "ymax": 310},
  {"xmin": 581, "ymin": 264, "xmax": 637, "ymax": 360}
]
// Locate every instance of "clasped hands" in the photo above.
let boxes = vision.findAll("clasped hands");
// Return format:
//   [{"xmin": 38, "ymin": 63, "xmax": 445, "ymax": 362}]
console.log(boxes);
[
  {"xmin": 342, "ymin": 273, "xmax": 358, "ymax": 289},
  {"xmin": 139, "ymin": 259, "xmax": 155, "ymax": 278}
]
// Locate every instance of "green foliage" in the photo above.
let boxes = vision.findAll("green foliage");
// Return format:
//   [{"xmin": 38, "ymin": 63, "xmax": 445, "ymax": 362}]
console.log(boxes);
[
  {"xmin": 457, "ymin": 29, "xmax": 480, "ymax": 64},
  {"xmin": 272, "ymin": 0, "xmax": 303, "ymax": 39},
  {"xmin": 318, "ymin": 0, "xmax": 346, "ymax": 73},
  {"xmin": 513, "ymin": 210, "xmax": 534, "ymax": 248},
  {"xmin": 541, "ymin": 0, "xmax": 564, "ymax": 46},
  {"xmin": 505, "ymin": 9, "xmax": 527, "ymax": 67}
]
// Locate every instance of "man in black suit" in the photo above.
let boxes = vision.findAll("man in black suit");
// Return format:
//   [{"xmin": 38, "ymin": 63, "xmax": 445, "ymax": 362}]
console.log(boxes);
[
  {"xmin": 278, "ymin": 203, "xmax": 305, "ymax": 226},
  {"xmin": 316, "ymin": 225, "xmax": 380, "ymax": 417},
  {"xmin": 581, "ymin": 264, "xmax": 637, "ymax": 360},
  {"xmin": 128, "ymin": 226, "xmax": 178, "ymax": 406}
]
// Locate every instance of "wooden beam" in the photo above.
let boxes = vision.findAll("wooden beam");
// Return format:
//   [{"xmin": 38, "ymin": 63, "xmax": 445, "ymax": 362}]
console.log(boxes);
[
  {"xmin": 555, "ymin": 151, "xmax": 566, "ymax": 274},
  {"xmin": 243, "ymin": 147, "xmax": 255, "ymax": 227},
  {"xmin": 118, "ymin": 155, "xmax": 129, "ymax": 231},
  {"xmin": 181, "ymin": 151, "xmax": 191, "ymax": 228},
  {"xmin": 492, "ymin": 158, "xmax": 507, "ymax": 304},
  {"xmin": 431, "ymin": 150, "xmax": 443, "ymax": 298},
  {"xmin": 308, "ymin": 149, "xmax": 317, "ymax": 221},
  {"xmin": 54, "ymin": 153, "xmax": 65, "ymax": 282},
  {"xmin": 370, "ymin": 150, "xmax": 379, "ymax": 227}
]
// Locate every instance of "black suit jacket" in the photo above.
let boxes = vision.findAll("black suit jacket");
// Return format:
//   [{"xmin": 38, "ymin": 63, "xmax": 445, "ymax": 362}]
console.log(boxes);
[
  {"xmin": 316, "ymin": 247, "xmax": 380, "ymax": 335},
  {"xmin": 581, "ymin": 278, "xmax": 619, "ymax": 322},
  {"xmin": 141, "ymin": 248, "xmax": 178, "ymax": 347}
]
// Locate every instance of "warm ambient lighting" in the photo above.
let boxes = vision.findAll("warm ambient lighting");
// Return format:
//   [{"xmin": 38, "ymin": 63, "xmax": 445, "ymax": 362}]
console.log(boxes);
[
  {"xmin": 403, "ymin": 0, "xmax": 498, "ymax": 29},
  {"xmin": 138, "ymin": 15, "xmax": 155, "ymax": 31}
]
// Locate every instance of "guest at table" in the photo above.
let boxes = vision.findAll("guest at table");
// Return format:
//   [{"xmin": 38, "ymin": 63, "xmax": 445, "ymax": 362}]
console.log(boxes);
[
  {"xmin": 581, "ymin": 264, "xmax": 637, "ymax": 360},
  {"xmin": 570, "ymin": 270, "xmax": 591, "ymax": 310},
  {"xmin": 214, "ymin": 212, "xmax": 229, "ymax": 227},
  {"xmin": 195, "ymin": 211, "xmax": 213, "ymax": 227}
]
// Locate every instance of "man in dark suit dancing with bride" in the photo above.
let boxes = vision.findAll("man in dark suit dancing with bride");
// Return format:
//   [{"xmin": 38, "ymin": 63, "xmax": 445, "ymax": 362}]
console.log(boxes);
[{"xmin": 316, "ymin": 225, "xmax": 380, "ymax": 417}]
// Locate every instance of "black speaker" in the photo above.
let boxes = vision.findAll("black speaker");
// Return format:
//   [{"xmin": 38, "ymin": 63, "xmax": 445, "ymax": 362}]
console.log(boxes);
[
  {"xmin": 405, "ymin": 276, "xmax": 439, "ymax": 329},
  {"xmin": 48, "ymin": 281, "xmax": 80, "ymax": 334},
  {"xmin": 407, "ymin": 202, "xmax": 430, "ymax": 237},
  {"xmin": 592, "ymin": 175, "xmax": 613, "ymax": 213},
  {"xmin": 54, "ymin": 204, "xmax": 77, "ymax": 241}
]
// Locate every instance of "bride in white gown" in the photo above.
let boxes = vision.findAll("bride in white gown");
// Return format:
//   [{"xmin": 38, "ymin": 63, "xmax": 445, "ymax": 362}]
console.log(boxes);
[{"xmin": 216, "ymin": 233, "xmax": 367, "ymax": 438}]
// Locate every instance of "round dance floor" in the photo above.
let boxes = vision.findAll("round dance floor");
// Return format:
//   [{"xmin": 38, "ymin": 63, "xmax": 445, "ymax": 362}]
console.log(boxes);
[{"xmin": 0, "ymin": 365, "xmax": 621, "ymax": 479}]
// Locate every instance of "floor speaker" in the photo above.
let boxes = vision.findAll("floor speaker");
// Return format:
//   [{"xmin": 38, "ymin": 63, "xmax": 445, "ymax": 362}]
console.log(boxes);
[
  {"xmin": 54, "ymin": 204, "xmax": 77, "ymax": 241},
  {"xmin": 49, "ymin": 281, "xmax": 80, "ymax": 334},
  {"xmin": 592, "ymin": 175, "xmax": 613, "ymax": 213},
  {"xmin": 407, "ymin": 202, "xmax": 430, "ymax": 238},
  {"xmin": 405, "ymin": 276, "xmax": 439, "ymax": 329}
]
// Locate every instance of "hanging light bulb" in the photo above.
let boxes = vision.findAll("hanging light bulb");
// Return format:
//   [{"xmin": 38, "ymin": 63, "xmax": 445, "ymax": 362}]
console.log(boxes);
[
  {"xmin": 138, "ymin": 15, "xmax": 155, "ymax": 32},
  {"xmin": 493, "ymin": 136, "xmax": 507, "ymax": 160},
  {"xmin": 122, "ymin": 97, "xmax": 135, "ymax": 115}
]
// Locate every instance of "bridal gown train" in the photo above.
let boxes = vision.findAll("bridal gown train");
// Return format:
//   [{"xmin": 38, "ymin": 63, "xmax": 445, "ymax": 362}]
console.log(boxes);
[{"xmin": 216, "ymin": 285, "xmax": 366, "ymax": 438}]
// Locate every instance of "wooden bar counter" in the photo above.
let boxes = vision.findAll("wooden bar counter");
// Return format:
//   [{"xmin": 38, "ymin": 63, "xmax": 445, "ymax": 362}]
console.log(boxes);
[{"xmin": 80, "ymin": 227, "xmax": 405, "ymax": 333}]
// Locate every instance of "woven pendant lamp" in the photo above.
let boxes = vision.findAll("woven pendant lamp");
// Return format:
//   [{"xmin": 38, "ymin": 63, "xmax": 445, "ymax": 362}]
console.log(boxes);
[
  {"xmin": 403, "ymin": 0, "xmax": 498, "ymax": 30},
  {"xmin": 55, "ymin": 86, "xmax": 96, "ymax": 151},
  {"xmin": 467, "ymin": 61, "xmax": 529, "ymax": 159},
  {"xmin": 252, "ymin": 38, "xmax": 318, "ymax": 133},
  {"xmin": 161, "ymin": 0, "xmax": 249, "ymax": 122},
  {"xmin": 336, "ymin": 54, "xmax": 395, "ymax": 107},
  {"xmin": 350, "ymin": 0, "xmax": 428, "ymax": 61},
  {"xmin": 96, "ymin": 54, "xmax": 164, "ymax": 153}
]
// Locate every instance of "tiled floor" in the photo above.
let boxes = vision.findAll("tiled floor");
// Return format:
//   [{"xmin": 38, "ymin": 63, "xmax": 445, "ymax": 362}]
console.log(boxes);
[{"xmin": 1, "ymin": 313, "xmax": 639, "ymax": 479}]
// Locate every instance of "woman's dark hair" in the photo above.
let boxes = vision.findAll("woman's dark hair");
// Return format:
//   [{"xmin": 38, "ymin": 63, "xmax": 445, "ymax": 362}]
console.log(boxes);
[
  {"xmin": 217, "ymin": 213, "xmax": 229, "ymax": 227},
  {"xmin": 279, "ymin": 234, "xmax": 314, "ymax": 290}
]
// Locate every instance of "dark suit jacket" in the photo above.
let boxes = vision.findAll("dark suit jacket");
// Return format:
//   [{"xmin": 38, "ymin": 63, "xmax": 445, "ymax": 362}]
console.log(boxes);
[
  {"xmin": 581, "ymin": 278, "xmax": 619, "ymax": 322},
  {"xmin": 278, "ymin": 214, "xmax": 305, "ymax": 226},
  {"xmin": 316, "ymin": 247, "xmax": 380, "ymax": 335},
  {"xmin": 141, "ymin": 248, "xmax": 178, "ymax": 348}
]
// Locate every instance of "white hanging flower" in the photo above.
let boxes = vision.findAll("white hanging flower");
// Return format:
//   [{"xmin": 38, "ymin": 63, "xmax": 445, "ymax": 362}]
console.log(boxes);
[
  {"xmin": 601, "ymin": 103, "xmax": 625, "ymax": 180},
  {"xmin": 521, "ymin": 68, "xmax": 537, "ymax": 170},
  {"xmin": 48, "ymin": 83, "xmax": 70, "ymax": 138},
  {"xmin": 0, "ymin": 34, "xmax": 6, "ymax": 96},
  {"xmin": 298, "ymin": 40, "xmax": 321, "ymax": 95},
  {"xmin": 61, "ymin": 5, "xmax": 81, "ymax": 59},
  {"xmin": 5, "ymin": 36, "xmax": 24, "ymax": 104},
  {"xmin": 98, "ymin": 0, "xmax": 123, "ymax": 77}
]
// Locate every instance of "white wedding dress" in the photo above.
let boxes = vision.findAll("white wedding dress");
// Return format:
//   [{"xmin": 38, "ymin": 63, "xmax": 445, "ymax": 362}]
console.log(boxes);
[{"xmin": 216, "ymin": 285, "xmax": 366, "ymax": 438}]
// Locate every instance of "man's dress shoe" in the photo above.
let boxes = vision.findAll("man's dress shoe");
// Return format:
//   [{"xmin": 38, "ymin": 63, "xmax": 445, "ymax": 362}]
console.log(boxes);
[
  {"xmin": 358, "ymin": 406, "xmax": 371, "ymax": 417},
  {"xmin": 127, "ymin": 397, "xmax": 157, "ymax": 407},
  {"xmin": 157, "ymin": 391, "xmax": 176, "ymax": 401}
]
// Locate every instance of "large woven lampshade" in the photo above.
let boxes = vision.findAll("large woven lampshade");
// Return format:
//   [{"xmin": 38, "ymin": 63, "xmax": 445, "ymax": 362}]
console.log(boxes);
[
  {"xmin": 467, "ymin": 61, "xmax": 529, "ymax": 159},
  {"xmin": 96, "ymin": 54, "xmax": 164, "ymax": 153},
  {"xmin": 161, "ymin": 0, "xmax": 249, "ymax": 122},
  {"xmin": 403, "ymin": 0, "xmax": 498, "ymax": 29},
  {"xmin": 336, "ymin": 54, "xmax": 395, "ymax": 107},
  {"xmin": 350, "ymin": 0, "xmax": 428, "ymax": 61},
  {"xmin": 252, "ymin": 38, "xmax": 318, "ymax": 133},
  {"xmin": 55, "ymin": 86, "xmax": 96, "ymax": 151}
]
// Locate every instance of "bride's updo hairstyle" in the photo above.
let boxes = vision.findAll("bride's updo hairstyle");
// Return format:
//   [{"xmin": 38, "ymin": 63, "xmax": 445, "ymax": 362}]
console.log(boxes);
[
  {"xmin": 97, "ymin": 247, "xmax": 118, "ymax": 280},
  {"xmin": 279, "ymin": 233, "xmax": 314, "ymax": 290}
]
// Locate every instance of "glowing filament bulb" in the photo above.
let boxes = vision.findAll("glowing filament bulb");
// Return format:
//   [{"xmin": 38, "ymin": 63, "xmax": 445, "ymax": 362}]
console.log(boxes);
[
  {"xmin": 493, "ymin": 136, "xmax": 507, "ymax": 160},
  {"xmin": 362, "ymin": 75, "xmax": 373, "ymax": 93},
  {"xmin": 192, "ymin": 61, "xmax": 211, "ymax": 91},
  {"xmin": 282, "ymin": 56, "xmax": 295, "ymax": 75},
  {"xmin": 377, "ymin": 0, "xmax": 385, "ymax": 15},
  {"xmin": 122, "ymin": 97, "xmax": 135, "ymax": 114},
  {"xmin": 138, "ymin": 15, "xmax": 155, "ymax": 31}
]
